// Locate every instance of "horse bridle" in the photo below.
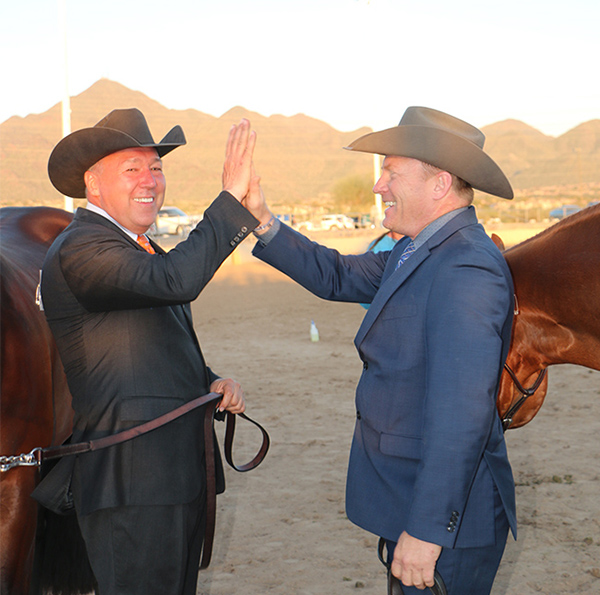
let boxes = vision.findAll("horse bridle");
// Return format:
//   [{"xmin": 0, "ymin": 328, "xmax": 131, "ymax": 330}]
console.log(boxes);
[
  {"xmin": 500, "ymin": 291, "xmax": 548, "ymax": 431},
  {"xmin": 501, "ymin": 364, "xmax": 547, "ymax": 432}
]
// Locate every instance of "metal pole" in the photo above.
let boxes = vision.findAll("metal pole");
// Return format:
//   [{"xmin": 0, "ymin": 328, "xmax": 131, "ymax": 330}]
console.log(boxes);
[
  {"xmin": 59, "ymin": 0, "xmax": 73, "ymax": 212},
  {"xmin": 373, "ymin": 153, "xmax": 382, "ymax": 226}
]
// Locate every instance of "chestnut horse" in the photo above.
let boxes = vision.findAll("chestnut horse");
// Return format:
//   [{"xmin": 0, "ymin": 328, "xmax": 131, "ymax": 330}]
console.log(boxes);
[
  {"xmin": 495, "ymin": 203, "xmax": 600, "ymax": 428},
  {"xmin": 0, "ymin": 207, "xmax": 94, "ymax": 594}
]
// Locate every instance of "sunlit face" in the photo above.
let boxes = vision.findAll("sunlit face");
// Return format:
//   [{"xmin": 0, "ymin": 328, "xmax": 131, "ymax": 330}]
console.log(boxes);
[
  {"xmin": 373, "ymin": 156, "xmax": 436, "ymax": 238},
  {"xmin": 84, "ymin": 147, "xmax": 165, "ymax": 234}
]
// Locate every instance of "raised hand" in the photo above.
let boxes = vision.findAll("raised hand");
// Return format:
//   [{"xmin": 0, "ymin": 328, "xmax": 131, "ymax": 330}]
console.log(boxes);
[
  {"xmin": 242, "ymin": 167, "xmax": 273, "ymax": 229},
  {"xmin": 222, "ymin": 119, "xmax": 257, "ymax": 201}
]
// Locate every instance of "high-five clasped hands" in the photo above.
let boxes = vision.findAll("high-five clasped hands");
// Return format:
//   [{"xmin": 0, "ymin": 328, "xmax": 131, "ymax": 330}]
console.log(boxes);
[
  {"xmin": 222, "ymin": 119, "xmax": 257, "ymax": 202},
  {"xmin": 222, "ymin": 118, "xmax": 274, "ymax": 229}
]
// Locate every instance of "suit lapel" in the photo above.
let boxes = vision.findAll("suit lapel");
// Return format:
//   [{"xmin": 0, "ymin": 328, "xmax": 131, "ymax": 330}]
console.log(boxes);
[
  {"xmin": 75, "ymin": 208, "xmax": 199, "ymax": 342},
  {"xmin": 150, "ymin": 242, "xmax": 198, "ymax": 341},
  {"xmin": 355, "ymin": 244, "xmax": 431, "ymax": 348},
  {"xmin": 354, "ymin": 207, "xmax": 480, "ymax": 349}
]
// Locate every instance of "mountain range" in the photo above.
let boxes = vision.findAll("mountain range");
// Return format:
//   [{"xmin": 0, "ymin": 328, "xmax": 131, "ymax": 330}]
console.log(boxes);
[{"xmin": 1, "ymin": 79, "xmax": 598, "ymax": 214}]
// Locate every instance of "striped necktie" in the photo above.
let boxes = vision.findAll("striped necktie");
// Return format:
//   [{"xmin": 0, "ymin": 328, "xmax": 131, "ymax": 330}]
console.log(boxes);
[
  {"xmin": 395, "ymin": 241, "xmax": 416, "ymax": 270},
  {"xmin": 136, "ymin": 234, "xmax": 156, "ymax": 254}
]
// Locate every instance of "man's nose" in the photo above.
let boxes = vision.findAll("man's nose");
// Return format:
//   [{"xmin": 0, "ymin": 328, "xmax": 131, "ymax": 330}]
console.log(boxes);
[
  {"xmin": 373, "ymin": 176, "xmax": 385, "ymax": 194},
  {"xmin": 139, "ymin": 168, "xmax": 158, "ymax": 187}
]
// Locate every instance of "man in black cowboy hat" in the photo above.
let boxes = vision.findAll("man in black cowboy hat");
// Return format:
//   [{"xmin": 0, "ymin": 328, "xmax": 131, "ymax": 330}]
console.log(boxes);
[
  {"xmin": 36, "ymin": 108, "xmax": 259, "ymax": 594},
  {"xmin": 245, "ymin": 107, "xmax": 516, "ymax": 594}
]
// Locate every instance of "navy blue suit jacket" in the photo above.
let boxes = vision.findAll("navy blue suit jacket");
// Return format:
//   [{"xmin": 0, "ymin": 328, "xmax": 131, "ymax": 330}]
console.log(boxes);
[{"xmin": 253, "ymin": 207, "xmax": 516, "ymax": 549}]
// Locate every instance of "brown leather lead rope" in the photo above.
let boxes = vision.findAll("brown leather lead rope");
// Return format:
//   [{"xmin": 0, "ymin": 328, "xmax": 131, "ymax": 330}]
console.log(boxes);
[
  {"xmin": 224, "ymin": 411, "xmax": 271, "ymax": 471},
  {"xmin": 30, "ymin": 391, "xmax": 270, "ymax": 570},
  {"xmin": 198, "ymin": 409, "xmax": 272, "ymax": 568},
  {"xmin": 200, "ymin": 408, "xmax": 271, "ymax": 568},
  {"xmin": 201, "ymin": 405, "xmax": 218, "ymax": 569},
  {"xmin": 33, "ymin": 392, "xmax": 226, "ymax": 463}
]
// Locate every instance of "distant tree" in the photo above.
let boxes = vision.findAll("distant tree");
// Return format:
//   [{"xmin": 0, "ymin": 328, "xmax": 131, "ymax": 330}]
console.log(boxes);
[{"xmin": 331, "ymin": 174, "xmax": 374, "ymax": 212}]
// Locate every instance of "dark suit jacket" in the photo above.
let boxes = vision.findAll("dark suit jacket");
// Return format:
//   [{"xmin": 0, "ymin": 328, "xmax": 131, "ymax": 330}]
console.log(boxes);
[
  {"xmin": 37, "ymin": 192, "xmax": 257, "ymax": 515},
  {"xmin": 253, "ymin": 207, "xmax": 516, "ymax": 549}
]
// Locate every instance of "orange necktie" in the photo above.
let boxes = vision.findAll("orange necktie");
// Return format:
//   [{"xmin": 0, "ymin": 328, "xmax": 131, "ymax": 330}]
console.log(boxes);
[{"xmin": 136, "ymin": 234, "xmax": 156, "ymax": 254}]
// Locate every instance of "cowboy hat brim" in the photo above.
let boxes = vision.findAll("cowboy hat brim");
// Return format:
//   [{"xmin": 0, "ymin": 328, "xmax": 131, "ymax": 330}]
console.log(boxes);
[
  {"xmin": 345, "ymin": 125, "xmax": 513, "ymax": 200},
  {"xmin": 48, "ymin": 124, "xmax": 186, "ymax": 198}
]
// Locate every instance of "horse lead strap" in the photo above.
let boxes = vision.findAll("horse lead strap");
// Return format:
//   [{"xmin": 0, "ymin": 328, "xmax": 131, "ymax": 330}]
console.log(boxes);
[
  {"xmin": 25, "ymin": 391, "xmax": 269, "ymax": 571},
  {"xmin": 33, "ymin": 392, "xmax": 223, "ymax": 461}
]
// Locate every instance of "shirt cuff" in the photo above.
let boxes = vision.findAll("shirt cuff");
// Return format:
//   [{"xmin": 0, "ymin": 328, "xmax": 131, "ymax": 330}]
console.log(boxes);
[{"xmin": 254, "ymin": 218, "xmax": 281, "ymax": 245}]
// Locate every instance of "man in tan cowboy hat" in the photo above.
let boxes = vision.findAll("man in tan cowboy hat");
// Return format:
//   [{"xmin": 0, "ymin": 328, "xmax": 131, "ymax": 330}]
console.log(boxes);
[
  {"xmin": 245, "ymin": 107, "xmax": 516, "ymax": 594},
  {"xmin": 35, "ymin": 108, "xmax": 259, "ymax": 594}
]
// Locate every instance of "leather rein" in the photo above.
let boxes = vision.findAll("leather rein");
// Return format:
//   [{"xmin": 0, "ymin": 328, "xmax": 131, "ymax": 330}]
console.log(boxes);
[
  {"xmin": 500, "ymin": 292, "xmax": 548, "ymax": 431},
  {"xmin": 0, "ymin": 391, "xmax": 270, "ymax": 569},
  {"xmin": 501, "ymin": 364, "xmax": 547, "ymax": 431}
]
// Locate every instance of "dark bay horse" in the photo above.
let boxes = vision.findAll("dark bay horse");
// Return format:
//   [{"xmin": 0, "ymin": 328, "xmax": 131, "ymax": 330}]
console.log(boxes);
[
  {"xmin": 495, "ymin": 203, "xmax": 600, "ymax": 428},
  {"xmin": 0, "ymin": 207, "xmax": 93, "ymax": 594}
]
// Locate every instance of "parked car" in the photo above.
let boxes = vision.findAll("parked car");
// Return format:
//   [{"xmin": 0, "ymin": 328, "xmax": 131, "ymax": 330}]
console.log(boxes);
[
  {"xmin": 319, "ymin": 214, "xmax": 355, "ymax": 231},
  {"xmin": 152, "ymin": 207, "xmax": 192, "ymax": 237},
  {"xmin": 549, "ymin": 205, "xmax": 581, "ymax": 220},
  {"xmin": 348, "ymin": 214, "xmax": 374, "ymax": 229},
  {"xmin": 294, "ymin": 214, "xmax": 355, "ymax": 232}
]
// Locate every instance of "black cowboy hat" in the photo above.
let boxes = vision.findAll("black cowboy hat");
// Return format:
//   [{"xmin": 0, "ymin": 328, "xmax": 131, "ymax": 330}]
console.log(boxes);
[
  {"xmin": 48, "ymin": 108, "xmax": 186, "ymax": 198},
  {"xmin": 345, "ymin": 106, "xmax": 513, "ymax": 200}
]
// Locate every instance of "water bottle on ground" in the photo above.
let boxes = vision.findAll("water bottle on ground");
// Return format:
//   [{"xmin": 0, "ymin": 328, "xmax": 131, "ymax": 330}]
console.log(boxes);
[{"xmin": 310, "ymin": 320, "xmax": 319, "ymax": 342}]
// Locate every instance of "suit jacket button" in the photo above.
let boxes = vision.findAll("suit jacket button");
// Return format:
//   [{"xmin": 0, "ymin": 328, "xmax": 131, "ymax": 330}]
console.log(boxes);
[
  {"xmin": 230, "ymin": 240, "xmax": 236, "ymax": 247},
  {"xmin": 363, "ymin": 361, "xmax": 368, "ymax": 370},
  {"xmin": 241, "ymin": 226, "xmax": 248, "ymax": 233},
  {"xmin": 356, "ymin": 411, "xmax": 361, "ymax": 420}
]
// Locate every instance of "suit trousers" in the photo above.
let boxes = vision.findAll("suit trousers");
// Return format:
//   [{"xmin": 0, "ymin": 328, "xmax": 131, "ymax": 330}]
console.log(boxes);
[
  {"xmin": 385, "ymin": 486, "xmax": 509, "ymax": 595},
  {"xmin": 77, "ymin": 488, "xmax": 206, "ymax": 595}
]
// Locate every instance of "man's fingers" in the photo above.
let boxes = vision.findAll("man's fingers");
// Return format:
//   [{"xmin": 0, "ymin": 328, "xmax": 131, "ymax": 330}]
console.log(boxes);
[{"xmin": 226, "ymin": 119, "xmax": 251, "ymax": 158}]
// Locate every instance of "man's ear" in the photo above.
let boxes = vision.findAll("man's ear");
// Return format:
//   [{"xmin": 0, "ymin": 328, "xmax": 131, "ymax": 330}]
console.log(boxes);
[
  {"xmin": 432, "ymin": 171, "xmax": 453, "ymax": 200},
  {"xmin": 84, "ymin": 170, "xmax": 99, "ymax": 200}
]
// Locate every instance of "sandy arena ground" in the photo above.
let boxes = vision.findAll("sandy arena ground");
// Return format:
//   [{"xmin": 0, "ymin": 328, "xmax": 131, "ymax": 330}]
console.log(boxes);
[{"xmin": 181, "ymin": 229, "xmax": 600, "ymax": 595}]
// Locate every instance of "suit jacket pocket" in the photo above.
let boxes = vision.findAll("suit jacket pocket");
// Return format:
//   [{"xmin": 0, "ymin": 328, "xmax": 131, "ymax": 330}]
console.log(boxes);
[
  {"xmin": 380, "ymin": 303, "xmax": 418, "ymax": 321},
  {"xmin": 379, "ymin": 432, "xmax": 422, "ymax": 460}
]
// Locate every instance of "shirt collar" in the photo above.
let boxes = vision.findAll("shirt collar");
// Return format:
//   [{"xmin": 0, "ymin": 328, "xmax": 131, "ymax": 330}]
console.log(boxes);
[
  {"xmin": 412, "ymin": 206, "xmax": 469, "ymax": 250},
  {"xmin": 85, "ymin": 202, "xmax": 138, "ymax": 241}
]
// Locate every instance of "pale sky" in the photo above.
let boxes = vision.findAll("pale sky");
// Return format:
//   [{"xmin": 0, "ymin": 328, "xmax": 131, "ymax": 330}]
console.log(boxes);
[{"xmin": 1, "ymin": 0, "xmax": 598, "ymax": 137}]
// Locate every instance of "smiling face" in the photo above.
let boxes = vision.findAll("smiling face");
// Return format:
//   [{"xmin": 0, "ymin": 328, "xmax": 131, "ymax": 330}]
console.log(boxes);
[
  {"xmin": 374, "ymin": 156, "xmax": 438, "ymax": 238},
  {"xmin": 84, "ymin": 147, "xmax": 166, "ymax": 234}
]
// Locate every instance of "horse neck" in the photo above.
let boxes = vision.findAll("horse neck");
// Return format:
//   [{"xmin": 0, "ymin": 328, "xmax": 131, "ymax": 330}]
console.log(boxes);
[{"xmin": 505, "ymin": 209, "xmax": 600, "ymax": 369}]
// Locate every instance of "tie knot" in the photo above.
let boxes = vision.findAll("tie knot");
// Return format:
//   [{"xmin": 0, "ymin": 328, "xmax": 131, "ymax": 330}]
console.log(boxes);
[{"xmin": 136, "ymin": 234, "xmax": 156, "ymax": 254}]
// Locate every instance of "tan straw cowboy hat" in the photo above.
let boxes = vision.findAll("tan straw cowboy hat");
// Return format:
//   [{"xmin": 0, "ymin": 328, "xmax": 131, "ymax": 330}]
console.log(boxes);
[
  {"xmin": 48, "ymin": 108, "xmax": 186, "ymax": 198},
  {"xmin": 345, "ymin": 106, "xmax": 513, "ymax": 199}
]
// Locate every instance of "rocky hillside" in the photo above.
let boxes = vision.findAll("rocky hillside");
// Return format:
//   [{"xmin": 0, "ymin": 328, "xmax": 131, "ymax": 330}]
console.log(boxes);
[{"xmin": 1, "ymin": 79, "xmax": 598, "ymax": 214}]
